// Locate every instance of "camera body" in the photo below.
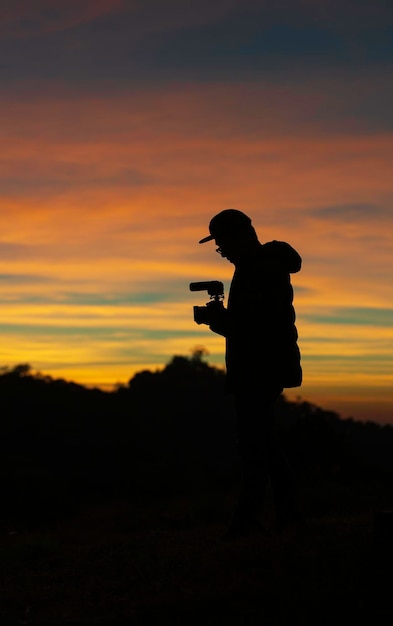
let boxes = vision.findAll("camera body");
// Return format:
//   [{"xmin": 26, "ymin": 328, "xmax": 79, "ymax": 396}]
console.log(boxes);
[{"xmin": 189, "ymin": 280, "xmax": 224, "ymax": 325}]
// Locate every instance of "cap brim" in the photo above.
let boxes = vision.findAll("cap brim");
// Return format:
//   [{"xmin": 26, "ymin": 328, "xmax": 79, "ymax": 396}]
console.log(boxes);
[{"xmin": 199, "ymin": 235, "xmax": 214, "ymax": 244}]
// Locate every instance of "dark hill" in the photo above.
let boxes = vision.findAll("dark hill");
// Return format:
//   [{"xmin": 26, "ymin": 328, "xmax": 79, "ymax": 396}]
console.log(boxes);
[{"xmin": 1, "ymin": 355, "xmax": 392, "ymax": 529}]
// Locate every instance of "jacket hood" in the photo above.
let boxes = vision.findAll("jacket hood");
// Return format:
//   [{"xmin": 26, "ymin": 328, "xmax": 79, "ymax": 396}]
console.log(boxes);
[{"xmin": 262, "ymin": 240, "xmax": 302, "ymax": 273}]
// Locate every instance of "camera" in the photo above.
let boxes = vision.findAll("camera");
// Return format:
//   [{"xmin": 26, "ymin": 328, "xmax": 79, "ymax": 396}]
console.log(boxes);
[{"xmin": 189, "ymin": 280, "xmax": 225, "ymax": 325}]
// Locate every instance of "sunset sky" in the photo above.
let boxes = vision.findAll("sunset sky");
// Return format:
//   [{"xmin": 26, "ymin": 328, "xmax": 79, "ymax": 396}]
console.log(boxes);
[{"xmin": 1, "ymin": 0, "xmax": 392, "ymax": 422}]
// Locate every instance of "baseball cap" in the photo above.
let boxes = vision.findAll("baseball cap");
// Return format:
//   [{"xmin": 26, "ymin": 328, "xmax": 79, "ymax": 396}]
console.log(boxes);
[{"xmin": 199, "ymin": 209, "xmax": 253, "ymax": 244}]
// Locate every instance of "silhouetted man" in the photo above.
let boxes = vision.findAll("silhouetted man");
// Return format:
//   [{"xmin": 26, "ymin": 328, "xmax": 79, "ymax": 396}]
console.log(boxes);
[{"xmin": 197, "ymin": 209, "xmax": 302, "ymax": 539}]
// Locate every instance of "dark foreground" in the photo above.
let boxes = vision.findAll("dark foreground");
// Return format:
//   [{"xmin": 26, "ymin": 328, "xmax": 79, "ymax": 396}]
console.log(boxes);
[{"xmin": 1, "ymin": 479, "xmax": 393, "ymax": 626}]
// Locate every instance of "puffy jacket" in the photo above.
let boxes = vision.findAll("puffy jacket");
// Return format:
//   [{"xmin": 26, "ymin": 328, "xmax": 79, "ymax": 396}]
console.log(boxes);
[{"xmin": 209, "ymin": 240, "xmax": 302, "ymax": 391}]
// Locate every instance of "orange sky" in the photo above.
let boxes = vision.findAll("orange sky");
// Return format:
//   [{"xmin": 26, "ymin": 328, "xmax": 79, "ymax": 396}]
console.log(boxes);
[{"xmin": 1, "ymin": 1, "xmax": 392, "ymax": 422}]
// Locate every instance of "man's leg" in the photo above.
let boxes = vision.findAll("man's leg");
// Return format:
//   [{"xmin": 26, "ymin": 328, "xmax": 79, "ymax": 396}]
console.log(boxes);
[
  {"xmin": 267, "ymin": 420, "xmax": 299, "ymax": 531},
  {"xmin": 226, "ymin": 386, "xmax": 283, "ymax": 536}
]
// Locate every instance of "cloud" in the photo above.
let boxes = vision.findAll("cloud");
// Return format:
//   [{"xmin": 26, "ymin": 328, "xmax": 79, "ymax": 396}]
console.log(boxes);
[
  {"xmin": 0, "ymin": 242, "xmax": 39, "ymax": 260},
  {"xmin": 153, "ymin": 21, "xmax": 350, "ymax": 75},
  {"xmin": 0, "ymin": 273, "xmax": 54, "ymax": 285},
  {"xmin": 0, "ymin": 1, "xmax": 124, "ymax": 39},
  {"xmin": 2, "ymin": 74, "xmax": 393, "ymax": 155},
  {"xmin": 307, "ymin": 203, "xmax": 392, "ymax": 222},
  {"xmin": 0, "ymin": 165, "xmax": 153, "ymax": 198},
  {"xmin": 302, "ymin": 306, "xmax": 393, "ymax": 327},
  {"xmin": 0, "ymin": 80, "xmax": 391, "ymax": 318},
  {"xmin": 1, "ymin": 0, "xmax": 392, "ymax": 85}
]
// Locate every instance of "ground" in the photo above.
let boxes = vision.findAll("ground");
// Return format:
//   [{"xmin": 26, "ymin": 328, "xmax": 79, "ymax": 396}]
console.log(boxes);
[{"xmin": 1, "ymin": 481, "xmax": 393, "ymax": 625}]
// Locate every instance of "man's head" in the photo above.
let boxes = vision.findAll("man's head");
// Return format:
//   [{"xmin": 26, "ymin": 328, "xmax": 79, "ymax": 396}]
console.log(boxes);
[{"xmin": 199, "ymin": 209, "xmax": 258, "ymax": 264}]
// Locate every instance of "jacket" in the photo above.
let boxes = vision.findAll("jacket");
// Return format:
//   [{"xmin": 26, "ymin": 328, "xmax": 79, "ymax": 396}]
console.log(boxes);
[{"xmin": 209, "ymin": 240, "xmax": 302, "ymax": 392}]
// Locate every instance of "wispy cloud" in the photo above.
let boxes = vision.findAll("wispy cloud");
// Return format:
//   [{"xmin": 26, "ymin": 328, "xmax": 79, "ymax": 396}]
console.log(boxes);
[
  {"xmin": 302, "ymin": 306, "xmax": 393, "ymax": 327},
  {"xmin": 0, "ymin": 273, "xmax": 54, "ymax": 285},
  {"xmin": 307, "ymin": 204, "xmax": 391, "ymax": 222},
  {"xmin": 1, "ymin": 0, "xmax": 392, "ymax": 85},
  {"xmin": 0, "ymin": 1, "xmax": 124, "ymax": 39}
]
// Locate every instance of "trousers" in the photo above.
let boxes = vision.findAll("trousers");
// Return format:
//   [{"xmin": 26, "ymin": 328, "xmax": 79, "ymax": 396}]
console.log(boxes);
[{"xmin": 232, "ymin": 385, "xmax": 295, "ymax": 525}]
